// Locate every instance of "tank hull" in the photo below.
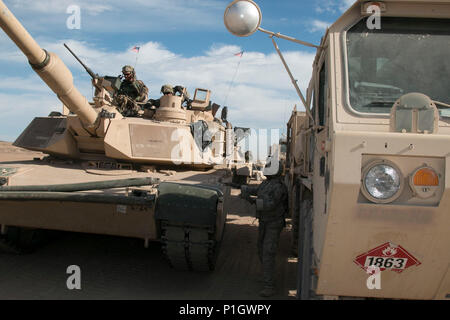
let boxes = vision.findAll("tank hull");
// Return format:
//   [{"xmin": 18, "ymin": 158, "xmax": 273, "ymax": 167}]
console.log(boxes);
[{"xmin": 0, "ymin": 144, "xmax": 231, "ymax": 271}]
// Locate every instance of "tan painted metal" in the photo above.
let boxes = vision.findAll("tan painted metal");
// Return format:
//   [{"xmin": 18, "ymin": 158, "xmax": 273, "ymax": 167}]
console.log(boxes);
[
  {"xmin": 282, "ymin": 0, "xmax": 450, "ymax": 299},
  {"xmin": 0, "ymin": 155, "xmax": 231, "ymax": 240},
  {"xmin": 0, "ymin": 201, "xmax": 157, "ymax": 239},
  {"xmin": 154, "ymin": 95, "xmax": 187, "ymax": 123}
]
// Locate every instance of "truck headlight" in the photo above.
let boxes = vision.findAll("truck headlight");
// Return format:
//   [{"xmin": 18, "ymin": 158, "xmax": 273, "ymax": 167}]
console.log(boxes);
[{"xmin": 362, "ymin": 161, "xmax": 403, "ymax": 203}]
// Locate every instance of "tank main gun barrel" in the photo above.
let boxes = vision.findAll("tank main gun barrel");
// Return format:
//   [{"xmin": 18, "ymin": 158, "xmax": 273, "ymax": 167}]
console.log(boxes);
[{"xmin": 0, "ymin": 0, "xmax": 98, "ymax": 129}]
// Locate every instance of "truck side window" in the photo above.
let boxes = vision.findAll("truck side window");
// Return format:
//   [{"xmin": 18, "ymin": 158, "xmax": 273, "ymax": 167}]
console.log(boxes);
[{"xmin": 318, "ymin": 62, "xmax": 327, "ymax": 128}]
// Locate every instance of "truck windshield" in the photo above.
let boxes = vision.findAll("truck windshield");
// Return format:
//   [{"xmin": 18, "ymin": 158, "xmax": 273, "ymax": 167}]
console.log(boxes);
[{"xmin": 346, "ymin": 18, "xmax": 450, "ymax": 115}]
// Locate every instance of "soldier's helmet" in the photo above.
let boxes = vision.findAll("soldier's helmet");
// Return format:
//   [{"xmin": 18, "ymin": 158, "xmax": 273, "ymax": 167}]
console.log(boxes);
[
  {"xmin": 161, "ymin": 84, "xmax": 174, "ymax": 95},
  {"xmin": 122, "ymin": 65, "xmax": 135, "ymax": 76}
]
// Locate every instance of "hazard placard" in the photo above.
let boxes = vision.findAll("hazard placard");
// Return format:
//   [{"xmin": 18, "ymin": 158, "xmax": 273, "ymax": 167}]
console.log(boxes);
[{"xmin": 354, "ymin": 242, "xmax": 421, "ymax": 273}]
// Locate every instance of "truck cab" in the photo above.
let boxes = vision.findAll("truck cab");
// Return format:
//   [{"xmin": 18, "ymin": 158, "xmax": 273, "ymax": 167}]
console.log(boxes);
[
  {"xmin": 225, "ymin": 0, "xmax": 450, "ymax": 299},
  {"xmin": 292, "ymin": 0, "xmax": 450, "ymax": 300}
]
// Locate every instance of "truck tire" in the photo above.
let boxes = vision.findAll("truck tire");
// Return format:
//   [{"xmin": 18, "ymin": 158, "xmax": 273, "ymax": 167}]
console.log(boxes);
[
  {"xmin": 290, "ymin": 183, "xmax": 301, "ymax": 257},
  {"xmin": 297, "ymin": 197, "xmax": 315, "ymax": 300}
]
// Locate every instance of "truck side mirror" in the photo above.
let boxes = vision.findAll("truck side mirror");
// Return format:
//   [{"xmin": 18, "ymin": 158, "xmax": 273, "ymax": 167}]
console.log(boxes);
[{"xmin": 224, "ymin": 0, "xmax": 262, "ymax": 37}]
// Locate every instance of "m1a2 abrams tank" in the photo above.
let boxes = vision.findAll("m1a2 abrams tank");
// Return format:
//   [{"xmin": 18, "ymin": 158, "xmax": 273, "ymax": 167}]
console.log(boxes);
[
  {"xmin": 225, "ymin": 0, "xmax": 450, "ymax": 299},
  {"xmin": 0, "ymin": 0, "xmax": 239, "ymax": 271}
]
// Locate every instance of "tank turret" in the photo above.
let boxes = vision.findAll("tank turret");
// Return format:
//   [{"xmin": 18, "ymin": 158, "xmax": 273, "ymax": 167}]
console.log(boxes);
[{"xmin": 0, "ymin": 0, "xmax": 234, "ymax": 168}]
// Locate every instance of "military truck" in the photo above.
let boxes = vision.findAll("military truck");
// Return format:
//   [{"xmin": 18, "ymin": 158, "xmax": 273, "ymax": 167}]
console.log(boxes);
[
  {"xmin": 225, "ymin": 0, "xmax": 450, "ymax": 299},
  {"xmin": 0, "ymin": 0, "xmax": 248, "ymax": 272}
]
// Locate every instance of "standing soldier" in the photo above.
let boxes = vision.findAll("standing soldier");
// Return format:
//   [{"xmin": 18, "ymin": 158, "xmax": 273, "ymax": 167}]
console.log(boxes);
[
  {"xmin": 241, "ymin": 160, "xmax": 288, "ymax": 297},
  {"xmin": 115, "ymin": 65, "xmax": 149, "ymax": 116}
]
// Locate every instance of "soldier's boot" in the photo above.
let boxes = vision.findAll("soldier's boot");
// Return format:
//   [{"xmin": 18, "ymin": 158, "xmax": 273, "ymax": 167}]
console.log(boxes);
[{"xmin": 259, "ymin": 286, "xmax": 276, "ymax": 298}]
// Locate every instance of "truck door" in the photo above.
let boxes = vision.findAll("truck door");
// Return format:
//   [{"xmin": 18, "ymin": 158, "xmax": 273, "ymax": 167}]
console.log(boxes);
[{"xmin": 312, "ymin": 57, "xmax": 329, "ymax": 216}]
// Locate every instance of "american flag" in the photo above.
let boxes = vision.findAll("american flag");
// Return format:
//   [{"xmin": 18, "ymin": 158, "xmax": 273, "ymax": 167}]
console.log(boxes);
[
  {"xmin": 234, "ymin": 51, "xmax": 244, "ymax": 57},
  {"xmin": 131, "ymin": 46, "xmax": 140, "ymax": 53}
]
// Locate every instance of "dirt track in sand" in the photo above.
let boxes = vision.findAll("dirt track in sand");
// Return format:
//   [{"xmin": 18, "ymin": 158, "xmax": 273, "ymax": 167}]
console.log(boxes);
[{"xmin": 0, "ymin": 142, "xmax": 297, "ymax": 300}]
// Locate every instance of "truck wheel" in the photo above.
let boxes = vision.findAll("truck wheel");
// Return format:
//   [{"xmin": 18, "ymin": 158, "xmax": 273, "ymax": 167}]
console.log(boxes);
[
  {"xmin": 297, "ymin": 198, "xmax": 315, "ymax": 300},
  {"xmin": 290, "ymin": 184, "xmax": 300, "ymax": 257}
]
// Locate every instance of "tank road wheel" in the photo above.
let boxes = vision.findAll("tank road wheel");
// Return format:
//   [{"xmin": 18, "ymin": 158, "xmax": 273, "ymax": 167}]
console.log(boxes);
[
  {"xmin": 297, "ymin": 196, "xmax": 317, "ymax": 300},
  {"xmin": 161, "ymin": 223, "xmax": 217, "ymax": 272},
  {"xmin": 0, "ymin": 227, "xmax": 50, "ymax": 254}
]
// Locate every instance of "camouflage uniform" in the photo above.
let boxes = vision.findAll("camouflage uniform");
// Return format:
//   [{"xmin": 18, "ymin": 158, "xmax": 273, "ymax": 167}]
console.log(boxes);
[
  {"xmin": 241, "ymin": 174, "xmax": 288, "ymax": 297},
  {"xmin": 115, "ymin": 65, "xmax": 149, "ymax": 117},
  {"xmin": 118, "ymin": 79, "xmax": 148, "ymax": 102},
  {"xmin": 148, "ymin": 85, "xmax": 190, "ymax": 108}
]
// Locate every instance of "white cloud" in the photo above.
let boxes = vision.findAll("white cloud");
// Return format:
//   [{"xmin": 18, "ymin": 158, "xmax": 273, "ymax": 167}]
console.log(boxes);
[
  {"xmin": 10, "ymin": 0, "xmax": 113, "ymax": 16},
  {"xmin": 315, "ymin": 0, "xmax": 356, "ymax": 14},
  {"xmin": 0, "ymin": 40, "xmax": 315, "ymax": 141},
  {"xmin": 0, "ymin": 75, "xmax": 55, "ymax": 93},
  {"xmin": 339, "ymin": 0, "xmax": 356, "ymax": 12},
  {"xmin": 309, "ymin": 19, "xmax": 331, "ymax": 33},
  {"xmin": 0, "ymin": 92, "xmax": 61, "ymax": 142},
  {"xmin": 7, "ymin": 0, "xmax": 226, "ymax": 32}
]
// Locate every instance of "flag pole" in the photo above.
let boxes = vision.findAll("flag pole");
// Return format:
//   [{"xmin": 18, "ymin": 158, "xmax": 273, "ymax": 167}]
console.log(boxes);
[
  {"xmin": 223, "ymin": 51, "xmax": 244, "ymax": 107},
  {"xmin": 134, "ymin": 53, "xmax": 139, "ymax": 69},
  {"xmin": 132, "ymin": 46, "xmax": 140, "ymax": 69}
]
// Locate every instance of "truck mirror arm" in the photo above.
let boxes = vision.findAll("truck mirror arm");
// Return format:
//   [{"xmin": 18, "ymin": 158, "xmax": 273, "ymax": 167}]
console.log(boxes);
[
  {"xmin": 270, "ymin": 36, "xmax": 315, "ymax": 125},
  {"xmin": 258, "ymin": 27, "xmax": 321, "ymax": 49}
]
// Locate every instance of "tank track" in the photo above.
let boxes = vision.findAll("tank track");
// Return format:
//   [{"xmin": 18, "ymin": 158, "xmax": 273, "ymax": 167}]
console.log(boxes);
[
  {"xmin": 161, "ymin": 222, "xmax": 217, "ymax": 272},
  {"xmin": 0, "ymin": 227, "xmax": 53, "ymax": 254},
  {"xmin": 0, "ymin": 234, "xmax": 23, "ymax": 254}
]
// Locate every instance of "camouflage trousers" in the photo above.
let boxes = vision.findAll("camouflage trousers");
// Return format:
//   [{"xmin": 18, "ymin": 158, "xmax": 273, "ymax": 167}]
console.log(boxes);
[
  {"xmin": 115, "ymin": 95, "xmax": 142, "ymax": 117},
  {"xmin": 118, "ymin": 102, "xmax": 141, "ymax": 117},
  {"xmin": 257, "ymin": 218, "xmax": 284, "ymax": 289}
]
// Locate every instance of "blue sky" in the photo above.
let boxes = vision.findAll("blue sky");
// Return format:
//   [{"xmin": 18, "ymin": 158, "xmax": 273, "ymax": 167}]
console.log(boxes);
[{"xmin": 0, "ymin": 0, "xmax": 354, "ymax": 142}]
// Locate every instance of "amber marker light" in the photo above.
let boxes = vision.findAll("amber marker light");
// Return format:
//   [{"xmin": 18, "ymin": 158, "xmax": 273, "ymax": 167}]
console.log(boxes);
[
  {"xmin": 413, "ymin": 167, "xmax": 439, "ymax": 186},
  {"xmin": 409, "ymin": 166, "xmax": 440, "ymax": 200}
]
